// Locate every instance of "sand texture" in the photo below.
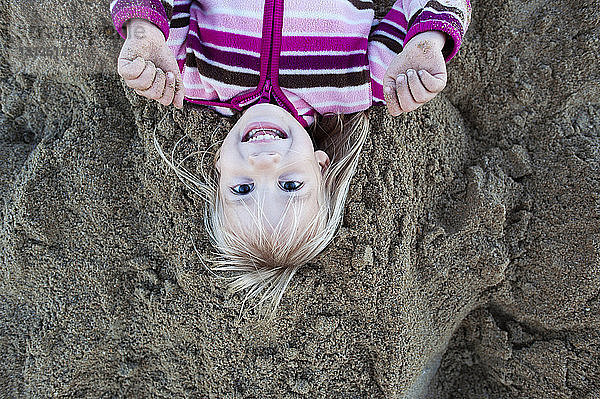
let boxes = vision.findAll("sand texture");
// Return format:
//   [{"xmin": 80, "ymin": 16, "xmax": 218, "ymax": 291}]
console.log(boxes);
[{"xmin": 1, "ymin": 0, "xmax": 599, "ymax": 397}]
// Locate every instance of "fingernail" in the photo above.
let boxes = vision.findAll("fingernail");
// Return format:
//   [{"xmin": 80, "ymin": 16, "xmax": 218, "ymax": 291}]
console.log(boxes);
[
  {"xmin": 418, "ymin": 70, "xmax": 425, "ymax": 76},
  {"xmin": 384, "ymin": 86, "xmax": 393, "ymax": 94},
  {"xmin": 397, "ymin": 74, "xmax": 406, "ymax": 84},
  {"xmin": 407, "ymin": 69, "xmax": 415, "ymax": 76}
]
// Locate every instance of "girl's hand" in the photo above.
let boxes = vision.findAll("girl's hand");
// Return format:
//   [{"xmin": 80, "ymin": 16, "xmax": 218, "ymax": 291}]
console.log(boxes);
[
  {"xmin": 117, "ymin": 19, "xmax": 184, "ymax": 109},
  {"xmin": 383, "ymin": 31, "xmax": 447, "ymax": 115}
]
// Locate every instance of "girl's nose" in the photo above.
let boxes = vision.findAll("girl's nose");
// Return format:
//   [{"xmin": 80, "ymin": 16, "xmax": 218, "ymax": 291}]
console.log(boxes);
[{"xmin": 248, "ymin": 152, "xmax": 281, "ymax": 167}]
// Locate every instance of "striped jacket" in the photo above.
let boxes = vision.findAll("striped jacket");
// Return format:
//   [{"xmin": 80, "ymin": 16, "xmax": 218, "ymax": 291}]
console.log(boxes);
[{"xmin": 111, "ymin": 0, "xmax": 471, "ymax": 127}]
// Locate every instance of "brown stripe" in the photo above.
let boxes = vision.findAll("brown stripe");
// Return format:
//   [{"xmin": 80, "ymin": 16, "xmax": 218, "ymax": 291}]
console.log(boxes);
[
  {"xmin": 160, "ymin": 1, "xmax": 173, "ymax": 20},
  {"xmin": 369, "ymin": 24, "xmax": 377, "ymax": 36},
  {"xmin": 407, "ymin": 8, "xmax": 422, "ymax": 30},
  {"xmin": 426, "ymin": 0, "xmax": 465, "ymax": 22},
  {"xmin": 185, "ymin": 56, "xmax": 370, "ymax": 90},
  {"xmin": 347, "ymin": 0, "xmax": 374, "ymax": 11},
  {"xmin": 170, "ymin": 16, "xmax": 190, "ymax": 29},
  {"xmin": 369, "ymin": 34, "xmax": 403, "ymax": 53}
]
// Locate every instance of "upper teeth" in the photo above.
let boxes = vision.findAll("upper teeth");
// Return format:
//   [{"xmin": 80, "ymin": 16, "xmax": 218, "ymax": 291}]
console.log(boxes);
[{"xmin": 247, "ymin": 128, "xmax": 284, "ymax": 142}]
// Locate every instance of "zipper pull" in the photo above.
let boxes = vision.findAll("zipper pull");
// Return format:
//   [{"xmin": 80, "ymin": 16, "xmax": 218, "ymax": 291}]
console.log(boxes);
[{"xmin": 258, "ymin": 79, "xmax": 272, "ymax": 103}]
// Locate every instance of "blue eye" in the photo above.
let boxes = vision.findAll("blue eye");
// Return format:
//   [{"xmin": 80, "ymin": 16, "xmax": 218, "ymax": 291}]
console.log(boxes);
[
  {"xmin": 279, "ymin": 181, "xmax": 303, "ymax": 191},
  {"xmin": 231, "ymin": 183, "xmax": 254, "ymax": 195}
]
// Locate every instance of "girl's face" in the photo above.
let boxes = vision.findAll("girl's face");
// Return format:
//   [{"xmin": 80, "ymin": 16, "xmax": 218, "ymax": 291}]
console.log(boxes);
[{"xmin": 216, "ymin": 103, "xmax": 330, "ymax": 236}]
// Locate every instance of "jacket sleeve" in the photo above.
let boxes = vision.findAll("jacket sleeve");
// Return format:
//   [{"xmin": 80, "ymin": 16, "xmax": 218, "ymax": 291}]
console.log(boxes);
[
  {"xmin": 110, "ymin": 0, "xmax": 174, "ymax": 40},
  {"xmin": 402, "ymin": 0, "xmax": 471, "ymax": 61},
  {"xmin": 110, "ymin": 0, "xmax": 192, "ymax": 73},
  {"xmin": 368, "ymin": 0, "xmax": 471, "ymax": 105}
]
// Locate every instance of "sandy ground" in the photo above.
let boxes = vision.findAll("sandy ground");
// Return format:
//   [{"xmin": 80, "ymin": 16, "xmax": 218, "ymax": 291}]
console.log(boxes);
[{"xmin": 0, "ymin": 0, "xmax": 599, "ymax": 397}]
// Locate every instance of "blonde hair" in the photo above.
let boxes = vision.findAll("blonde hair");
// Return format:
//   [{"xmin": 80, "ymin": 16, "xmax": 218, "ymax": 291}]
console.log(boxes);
[{"xmin": 155, "ymin": 110, "xmax": 370, "ymax": 317}]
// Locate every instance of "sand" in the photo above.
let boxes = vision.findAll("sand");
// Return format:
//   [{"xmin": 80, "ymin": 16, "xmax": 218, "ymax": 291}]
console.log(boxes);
[{"xmin": 0, "ymin": 0, "xmax": 598, "ymax": 397}]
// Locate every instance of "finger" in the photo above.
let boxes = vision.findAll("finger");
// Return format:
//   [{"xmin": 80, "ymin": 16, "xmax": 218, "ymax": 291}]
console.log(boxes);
[
  {"xmin": 127, "ymin": 60, "xmax": 157, "ymax": 90},
  {"xmin": 118, "ymin": 57, "xmax": 145, "ymax": 80},
  {"xmin": 172, "ymin": 70, "xmax": 185, "ymax": 109},
  {"xmin": 383, "ymin": 83, "xmax": 402, "ymax": 116},
  {"xmin": 382, "ymin": 73, "xmax": 402, "ymax": 116},
  {"xmin": 406, "ymin": 69, "xmax": 436, "ymax": 104},
  {"xmin": 418, "ymin": 69, "xmax": 447, "ymax": 93},
  {"xmin": 136, "ymin": 68, "xmax": 167, "ymax": 100},
  {"xmin": 158, "ymin": 72, "xmax": 176, "ymax": 106},
  {"xmin": 382, "ymin": 73, "xmax": 397, "ymax": 92},
  {"xmin": 396, "ymin": 73, "xmax": 419, "ymax": 113}
]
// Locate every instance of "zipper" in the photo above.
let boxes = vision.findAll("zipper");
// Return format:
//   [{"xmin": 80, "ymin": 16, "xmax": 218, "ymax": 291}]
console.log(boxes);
[
  {"xmin": 259, "ymin": 79, "xmax": 273, "ymax": 103},
  {"xmin": 238, "ymin": 76, "xmax": 273, "ymax": 108},
  {"xmin": 236, "ymin": 0, "xmax": 278, "ymax": 108},
  {"xmin": 266, "ymin": 0, "xmax": 307, "ymax": 126},
  {"xmin": 236, "ymin": 0, "xmax": 300, "ymax": 120},
  {"xmin": 186, "ymin": 0, "xmax": 308, "ymax": 126},
  {"xmin": 238, "ymin": 77, "xmax": 279, "ymax": 108}
]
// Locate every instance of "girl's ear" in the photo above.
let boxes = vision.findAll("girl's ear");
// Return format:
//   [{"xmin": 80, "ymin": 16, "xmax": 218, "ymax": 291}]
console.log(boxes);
[{"xmin": 315, "ymin": 150, "xmax": 330, "ymax": 174}]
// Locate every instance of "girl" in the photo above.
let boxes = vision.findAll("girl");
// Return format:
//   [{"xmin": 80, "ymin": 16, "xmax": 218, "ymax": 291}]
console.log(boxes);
[{"xmin": 111, "ymin": 0, "xmax": 471, "ymax": 315}]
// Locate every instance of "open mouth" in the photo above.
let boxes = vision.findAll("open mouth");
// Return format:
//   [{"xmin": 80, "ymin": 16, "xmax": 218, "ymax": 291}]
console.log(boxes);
[{"xmin": 242, "ymin": 123, "xmax": 289, "ymax": 142}]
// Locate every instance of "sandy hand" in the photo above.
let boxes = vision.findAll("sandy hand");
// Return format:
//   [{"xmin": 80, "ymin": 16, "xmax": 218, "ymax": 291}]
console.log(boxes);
[
  {"xmin": 383, "ymin": 31, "xmax": 448, "ymax": 115},
  {"xmin": 117, "ymin": 18, "xmax": 184, "ymax": 109}
]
